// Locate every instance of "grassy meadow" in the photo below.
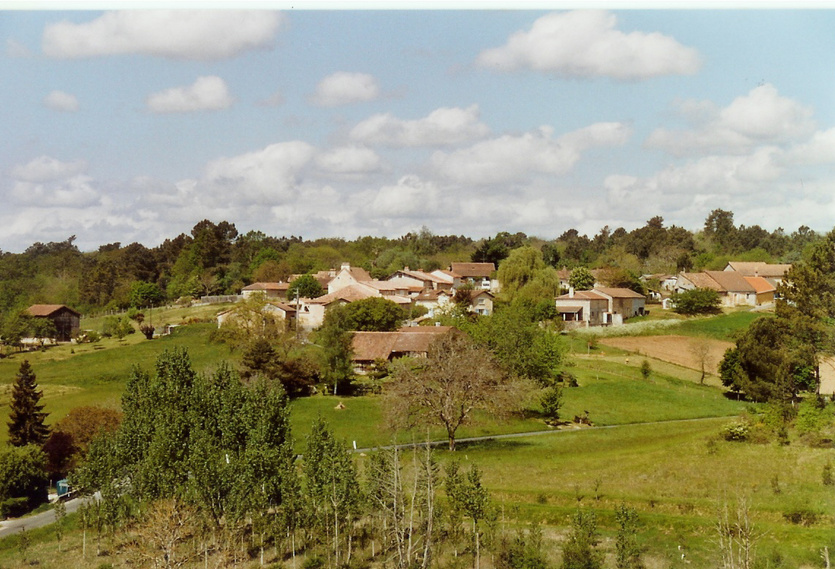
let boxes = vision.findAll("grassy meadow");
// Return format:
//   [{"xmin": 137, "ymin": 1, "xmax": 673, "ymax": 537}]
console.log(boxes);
[{"xmin": 0, "ymin": 304, "xmax": 833, "ymax": 568}]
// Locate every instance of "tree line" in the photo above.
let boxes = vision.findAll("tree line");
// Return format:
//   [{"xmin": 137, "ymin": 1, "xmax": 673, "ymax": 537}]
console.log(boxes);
[{"xmin": 0, "ymin": 210, "xmax": 820, "ymax": 326}]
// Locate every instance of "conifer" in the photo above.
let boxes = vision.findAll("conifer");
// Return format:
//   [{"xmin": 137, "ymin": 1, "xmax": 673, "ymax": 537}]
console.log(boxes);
[{"xmin": 7, "ymin": 360, "xmax": 50, "ymax": 447}]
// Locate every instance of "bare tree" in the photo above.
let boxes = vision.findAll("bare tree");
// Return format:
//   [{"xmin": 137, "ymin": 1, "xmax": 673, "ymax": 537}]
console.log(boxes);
[
  {"xmin": 128, "ymin": 498, "xmax": 199, "ymax": 569},
  {"xmin": 716, "ymin": 495, "xmax": 760, "ymax": 569},
  {"xmin": 690, "ymin": 337, "xmax": 714, "ymax": 384},
  {"xmin": 384, "ymin": 332, "xmax": 524, "ymax": 451}
]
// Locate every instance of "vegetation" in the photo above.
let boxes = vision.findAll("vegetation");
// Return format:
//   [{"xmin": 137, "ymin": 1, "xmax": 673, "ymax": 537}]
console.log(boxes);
[
  {"xmin": 670, "ymin": 288, "xmax": 722, "ymax": 315},
  {"xmin": 7, "ymin": 360, "xmax": 50, "ymax": 447}
]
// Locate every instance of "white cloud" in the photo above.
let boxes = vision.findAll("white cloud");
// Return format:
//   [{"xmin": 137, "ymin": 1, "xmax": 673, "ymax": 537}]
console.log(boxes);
[
  {"xmin": 785, "ymin": 127, "xmax": 835, "ymax": 165},
  {"xmin": 10, "ymin": 156, "xmax": 87, "ymax": 182},
  {"xmin": 196, "ymin": 141, "xmax": 317, "ymax": 206},
  {"xmin": 42, "ymin": 11, "xmax": 283, "ymax": 60},
  {"xmin": 146, "ymin": 76, "xmax": 233, "ymax": 114},
  {"xmin": 477, "ymin": 11, "xmax": 701, "ymax": 80},
  {"xmin": 315, "ymin": 145, "xmax": 383, "ymax": 176},
  {"xmin": 44, "ymin": 90, "xmax": 80, "ymax": 112},
  {"xmin": 432, "ymin": 122, "xmax": 630, "ymax": 186},
  {"xmin": 368, "ymin": 175, "xmax": 444, "ymax": 218},
  {"xmin": 350, "ymin": 105, "xmax": 490, "ymax": 147},
  {"xmin": 311, "ymin": 72, "xmax": 380, "ymax": 107},
  {"xmin": 9, "ymin": 178, "xmax": 100, "ymax": 208},
  {"xmin": 646, "ymin": 84, "xmax": 815, "ymax": 156}
]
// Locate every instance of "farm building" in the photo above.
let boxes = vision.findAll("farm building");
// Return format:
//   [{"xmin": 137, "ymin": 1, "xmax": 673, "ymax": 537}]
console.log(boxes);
[{"xmin": 25, "ymin": 304, "xmax": 81, "ymax": 342}]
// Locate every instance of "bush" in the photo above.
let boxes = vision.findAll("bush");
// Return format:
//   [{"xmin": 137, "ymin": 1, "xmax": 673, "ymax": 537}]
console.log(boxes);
[
  {"xmin": 670, "ymin": 288, "xmax": 721, "ymax": 315},
  {"xmin": 720, "ymin": 421, "xmax": 750, "ymax": 442},
  {"xmin": 0, "ymin": 445, "xmax": 49, "ymax": 516}
]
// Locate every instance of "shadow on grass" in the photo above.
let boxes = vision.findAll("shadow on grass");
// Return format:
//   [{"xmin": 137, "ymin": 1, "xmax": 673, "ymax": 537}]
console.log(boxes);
[{"xmin": 454, "ymin": 438, "xmax": 532, "ymax": 452}]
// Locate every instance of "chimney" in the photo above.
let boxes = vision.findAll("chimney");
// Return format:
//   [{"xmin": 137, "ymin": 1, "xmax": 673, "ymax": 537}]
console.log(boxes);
[
  {"xmin": 341, "ymin": 262, "xmax": 350, "ymax": 271},
  {"xmin": 569, "ymin": 287, "xmax": 575, "ymax": 298}
]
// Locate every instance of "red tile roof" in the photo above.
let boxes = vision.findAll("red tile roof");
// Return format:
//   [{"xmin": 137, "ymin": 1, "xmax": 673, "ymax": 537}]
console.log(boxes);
[
  {"xmin": 450, "ymin": 262, "xmax": 495, "ymax": 278},
  {"xmin": 26, "ymin": 304, "xmax": 81, "ymax": 317}
]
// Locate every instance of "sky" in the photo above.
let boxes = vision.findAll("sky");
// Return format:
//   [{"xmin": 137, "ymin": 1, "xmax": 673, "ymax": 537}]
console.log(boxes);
[{"xmin": 2, "ymin": 4, "xmax": 835, "ymax": 252}]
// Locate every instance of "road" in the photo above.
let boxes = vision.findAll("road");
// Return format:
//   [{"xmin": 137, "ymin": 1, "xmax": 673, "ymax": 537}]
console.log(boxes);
[{"xmin": 0, "ymin": 492, "xmax": 99, "ymax": 539}]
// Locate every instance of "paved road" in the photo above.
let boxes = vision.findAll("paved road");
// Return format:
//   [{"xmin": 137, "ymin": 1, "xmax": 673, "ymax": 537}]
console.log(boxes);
[
  {"xmin": 0, "ymin": 416, "xmax": 730, "ymax": 540},
  {"xmin": 0, "ymin": 493, "xmax": 99, "ymax": 539}
]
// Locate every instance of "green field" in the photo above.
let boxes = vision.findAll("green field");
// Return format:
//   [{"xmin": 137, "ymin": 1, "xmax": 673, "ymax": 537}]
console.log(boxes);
[{"xmin": 0, "ymin": 307, "xmax": 832, "ymax": 568}]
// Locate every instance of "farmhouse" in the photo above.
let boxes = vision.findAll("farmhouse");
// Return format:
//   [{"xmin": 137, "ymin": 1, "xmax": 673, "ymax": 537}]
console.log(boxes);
[
  {"xmin": 25, "ymin": 304, "xmax": 81, "ymax": 342},
  {"xmin": 448, "ymin": 262, "xmax": 497, "ymax": 291},
  {"xmin": 554, "ymin": 287, "xmax": 646, "ymax": 327},
  {"xmin": 675, "ymin": 271, "xmax": 759, "ymax": 307},
  {"xmin": 241, "ymin": 282, "xmax": 290, "ymax": 301},
  {"xmin": 350, "ymin": 325, "xmax": 456, "ymax": 373},
  {"xmin": 723, "ymin": 261, "xmax": 791, "ymax": 288}
]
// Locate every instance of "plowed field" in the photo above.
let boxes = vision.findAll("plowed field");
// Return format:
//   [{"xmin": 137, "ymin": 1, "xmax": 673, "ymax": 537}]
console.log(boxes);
[
  {"xmin": 598, "ymin": 335, "xmax": 733, "ymax": 375},
  {"xmin": 599, "ymin": 334, "xmax": 835, "ymax": 394}
]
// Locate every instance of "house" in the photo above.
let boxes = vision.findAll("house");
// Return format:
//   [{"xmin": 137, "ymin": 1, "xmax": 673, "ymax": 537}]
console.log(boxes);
[
  {"xmin": 675, "ymin": 271, "xmax": 757, "ymax": 307},
  {"xmin": 554, "ymin": 290, "xmax": 610, "ymax": 327},
  {"xmin": 25, "ymin": 304, "xmax": 81, "ymax": 342},
  {"xmin": 723, "ymin": 262, "xmax": 791, "ymax": 289},
  {"xmin": 327, "ymin": 263, "xmax": 373, "ymax": 294},
  {"xmin": 414, "ymin": 289, "xmax": 453, "ymax": 318},
  {"xmin": 217, "ymin": 302, "xmax": 297, "ymax": 330},
  {"xmin": 555, "ymin": 267, "xmax": 605, "ymax": 293},
  {"xmin": 299, "ymin": 283, "xmax": 412, "ymax": 331},
  {"xmin": 241, "ymin": 282, "xmax": 290, "ymax": 301},
  {"xmin": 458, "ymin": 289, "xmax": 495, "ymax": 316},
  {"xmin": 350, "ymin": 326, "xmax": 456, "ymax": 373},
  {"xmin": 743, "ymin": 276, "xmax": 776, "ymax": 305},
  {"xmin": 388, "ymin": 268, "xmax": 453, "ymax": 292},
  {"xmin": 593, "ymin": 287, "xmax": 647, "ymax": 322},
  {"xmin": 553, "ymin": 287, "xmax": 646, "ymax": 327},
  {"xmin": 448, "ymin": 262, "xmax": 496, "ymax": 291}
]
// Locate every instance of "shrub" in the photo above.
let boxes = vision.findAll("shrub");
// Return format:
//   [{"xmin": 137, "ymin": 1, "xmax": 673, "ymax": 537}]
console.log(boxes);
[
  {"xmin": 670, "ymin": 288, "xmax": 721, "ymax": 315},
  {"xmin": 720, "ymin": 421, "xmax": 749, "ymax": 442}
]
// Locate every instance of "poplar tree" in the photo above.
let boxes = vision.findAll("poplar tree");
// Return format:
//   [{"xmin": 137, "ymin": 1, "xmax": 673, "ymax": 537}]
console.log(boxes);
[{"xmin": 7, "ymin": 360, "xmax": 50, "ymax": 447}]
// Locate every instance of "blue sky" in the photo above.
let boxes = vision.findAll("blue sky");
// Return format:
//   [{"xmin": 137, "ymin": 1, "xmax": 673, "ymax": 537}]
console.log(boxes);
[{"xmin": 2, "ymin": 6, "xmax": 835, "ymax": 252}]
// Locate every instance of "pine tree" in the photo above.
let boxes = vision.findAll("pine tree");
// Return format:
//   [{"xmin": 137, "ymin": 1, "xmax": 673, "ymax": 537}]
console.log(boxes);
[{"xmin": 7, "ymin": 360, "xmax": 50, "ymax": 447}]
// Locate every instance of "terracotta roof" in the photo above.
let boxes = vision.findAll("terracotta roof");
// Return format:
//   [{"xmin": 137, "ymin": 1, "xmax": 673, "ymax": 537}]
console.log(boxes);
[
  {"xmin": 743, "ymin": 276, "xmax": 776, "ymax": 294},
  {"xmin": 450, "ymin": 262, "xmax": 495, "ymax": 278},
  {"xmin": 307, "ymin": 283, "xmax": 379, "ymax": 305},
  {"xmin": 705, "ymin": 271, "xmax": 757, "ymax": 293},
  {"xmin": 726, "ymin": 262, "xmax": 791, "ymax": 278},
  {"xmin": 593, "ymin": 287, "xmax": 646, "ymax": 299},
  {"xmin": 393, "ymin": 269, "xmax": 448, "ymax": 284},
  {"xmin": 26, "ymin": 304, "xmax": 81, "ymax": 317},
  {"xmin": 679, "ymin": 272, "xmax": 723, "ymax": 291},
  {"xmin": 556, "ymin": 306, "xmax": 583, "ymax": 313},
  {"xmin": 352, "ymin": 326, "xmax": 455, "ymax": 362},
  {"xmin": 555, "ymin": 290, "xmax": 608, "ymax": 301},
  {"xmin": 308, "ymin": 284, "xmax": 411, "ymax": 306}
]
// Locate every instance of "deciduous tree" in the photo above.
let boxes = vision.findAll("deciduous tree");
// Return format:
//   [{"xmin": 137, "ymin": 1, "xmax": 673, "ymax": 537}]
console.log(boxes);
[{"xmin": 385, "ymin": 332, "xmax": 522, "ymax": 451}]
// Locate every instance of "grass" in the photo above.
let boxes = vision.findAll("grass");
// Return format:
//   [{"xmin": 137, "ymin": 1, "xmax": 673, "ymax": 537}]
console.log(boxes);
[
  {"xmin": 429, "ymin": 418, "xmax": 835, "ymax": 568},
  {"xmin": 4, "ymin": 305, "xmax": 829, "ymax": 568}
]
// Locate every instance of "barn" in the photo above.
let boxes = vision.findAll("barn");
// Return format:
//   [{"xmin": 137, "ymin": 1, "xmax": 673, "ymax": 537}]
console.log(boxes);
[{"xmin": 25, "ymin": 304, "xmax": 81, "ymax": 342}]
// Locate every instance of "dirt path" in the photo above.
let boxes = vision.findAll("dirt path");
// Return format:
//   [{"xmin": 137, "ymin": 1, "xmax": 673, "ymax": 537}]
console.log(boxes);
[{"xmin": 598, "ymin": 335, "xmax": 734, "ymax": 376}]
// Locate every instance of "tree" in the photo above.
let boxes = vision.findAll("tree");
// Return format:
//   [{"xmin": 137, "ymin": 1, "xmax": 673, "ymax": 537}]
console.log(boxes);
[
  {"xmin": 497, "ymin": 246, "xmax": 546, "ymax": 300},
  {"xmin": 671, "ymin": 288, "xmax": 721, "ymax": 315},
  {"xmin": 385, "ymin": 332, "xmax": 522, "ymax": 451},
  {"xmin": 73, "ymin": 349, "xmax": 298, "ymax": 529},
  {"xmin": 723, "ymin": 316, "xmax": 815, "ymax": 402},
  {"xmin": 689, "ymin": 337, "xmax": 713, "ymax": 384},
  {"xmin": 288, "ymin": 273, "xmax": 324, "ymax": 299},
  {"xmin": 541, "ymin": 384, "xmax": 563, "ymax": 425},
  {"xmin": 29, "ymin": 317, "xmax": 58, "ymax": 346},
  {"xmin": 304, "ymin": 418, "xmax": 363, "ymax": 567},
  {"xmin": 561, "ymin": 508, "xmax": 603, "ymax": 569},
  {"xmin": 315, "ymin": 304, "xmax": 356, "ymax": 395},
  {"xmin": 568, "ymin": 267, "xmax": 595, "ymax": 291},
  {"xmin": 615, "ymin": 504, "xmax": 644, "ymax": 569},
  {"xmin": 7, "ymin": 360, "xmax": 50, "ymax": 447},
  {"xmin": 463, "ymin": 300, "xmax": 565, "ymax": 385},
  {"xmin": 445, "ymin": 462, "xmax": 491, "ymax": 569},
  {"xmin": 0, "ymin": 445, "xmax": 49, "ymax": 517},
  {"xmin": 129, "ymin": 281, "xmax": 164, "ymax": 308},
  {"xmin": 342, "ymin": 297, "xmax": 407, "ymax": 331}
]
